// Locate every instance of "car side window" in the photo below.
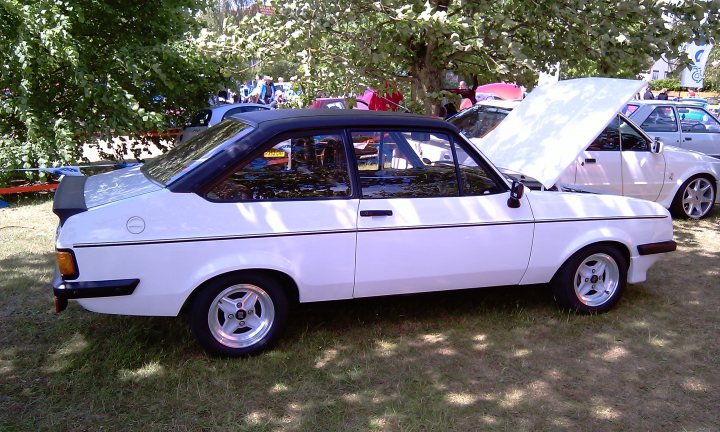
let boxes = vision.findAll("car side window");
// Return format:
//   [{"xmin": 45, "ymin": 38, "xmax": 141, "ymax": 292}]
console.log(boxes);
[
  {"xmin": 619, "ymin": 117, "xmax": 650, "ymax": 151},
  {"xmin": 587, "ymin": 117, "xmax": 621, "ymax": 151},
  {"xmin": 679, "ymin": 107, "xmax": 720, "ymax": 133},
  {"xmin": 352, "ymin": 131, "xmax": 459, "ymax": 198},
  {"xmin": 640, "ymin": 106, "xmax": 678, "ymax": 132},
  {"xmin": 206, "ymin": 133, "xmax": 351, "ymax": 201}
]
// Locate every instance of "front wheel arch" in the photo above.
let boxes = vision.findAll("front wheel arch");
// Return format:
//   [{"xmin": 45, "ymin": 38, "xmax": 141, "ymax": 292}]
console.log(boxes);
[{"xmin": 550, "ymin": 242, "xmax": 630, "ymax": 314}]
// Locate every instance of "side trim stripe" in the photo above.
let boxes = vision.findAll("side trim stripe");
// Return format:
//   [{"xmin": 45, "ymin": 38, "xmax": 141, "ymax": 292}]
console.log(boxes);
[{"xmin": 73, "ymin": 215, "xmax": 667, "ymax": 248}]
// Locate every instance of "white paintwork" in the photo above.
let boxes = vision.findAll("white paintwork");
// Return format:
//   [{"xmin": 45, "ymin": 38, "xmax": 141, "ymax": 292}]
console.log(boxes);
[
  {"xmin": 85, "ymin": 166, "xmax": 161, "ymax": 208},
  {"xmin": 59, "ymin": 191, "xmax": 359, "ymax": 315},
  {"xmin": 480, "ymin": 78, "xmax": 645, "ymax": 189},
  {"xmin": 520, "ymin": 190, "xmax": 672, "ymax": 285},
  {"xmin": 354, "ymin": 194, "xmax": 534, "ymax": 297},
  {"xmin": 55, "ymin": 174, "xmax": 673, "ymax": 317}
]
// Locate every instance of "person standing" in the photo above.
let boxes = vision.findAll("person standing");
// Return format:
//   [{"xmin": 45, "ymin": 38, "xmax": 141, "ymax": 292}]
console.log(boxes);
[
  {"xmin": 259, "ymin": 76, "xmax": 276, "ymax": 105},
  {"xmin": 643, "ymin": 87, "xmax": 655, "ymax": 100},
  {"xmin": 656, "ymin": 88, "xmax": 669, "ymax": 100}
]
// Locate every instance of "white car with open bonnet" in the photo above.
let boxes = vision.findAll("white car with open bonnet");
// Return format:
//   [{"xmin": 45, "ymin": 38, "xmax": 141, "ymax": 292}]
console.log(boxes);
[
  {"xmin": 53, "ymin": 84, "xmax": 676, "ymax": 356},
  {"xmin": 451, "ymin": 80, "xmax": 720, "ymax": 219}
]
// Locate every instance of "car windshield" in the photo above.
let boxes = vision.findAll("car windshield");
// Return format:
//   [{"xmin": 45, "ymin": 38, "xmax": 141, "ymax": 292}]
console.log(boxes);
[
  {"xmin": 142, "ymin": 120, "xmax": 253, "ymax": 186},
  {"xmin": 449, "ymin": 105, "xmax": 511, "ymax": 139}
]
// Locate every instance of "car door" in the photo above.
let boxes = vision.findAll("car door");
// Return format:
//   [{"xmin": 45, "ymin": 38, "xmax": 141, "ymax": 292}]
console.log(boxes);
[
  {"xmin": 618, "ymin": 117, "xmax": 666, "ymax": 202},
  {"xmin": 677, "ymin": 106, "xmax": 720, "ymax": 158},
  {"xmin": 572, "ymin": 117, "xmax": 623, "ymax": 195},
  {"xmin": 351, "ymin": 129, "xmax": 534, "ymax": 298}
]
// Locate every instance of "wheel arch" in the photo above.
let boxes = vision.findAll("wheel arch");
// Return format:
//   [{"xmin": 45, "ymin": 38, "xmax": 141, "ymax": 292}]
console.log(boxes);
[
  {"xmin": 180, "ymin": 268, "xmax": 300, "ymax": 314},
  {"xmin": 550, "ymin": 240, "xmax": 630, "ymax": 283},
  {"xmin": 669, "ymin": 173, "xmax": 718, "ymax": 219}
]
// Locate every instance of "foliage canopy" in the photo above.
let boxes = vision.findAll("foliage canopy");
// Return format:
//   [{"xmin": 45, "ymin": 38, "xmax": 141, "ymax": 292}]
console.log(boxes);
[
  {"xmin": 220, "ymin": 0, "xmax": 720, "ymax": 114},
  {"xmin": 0, "ymin": 0, "xmax": 224, "ymax": 183}
]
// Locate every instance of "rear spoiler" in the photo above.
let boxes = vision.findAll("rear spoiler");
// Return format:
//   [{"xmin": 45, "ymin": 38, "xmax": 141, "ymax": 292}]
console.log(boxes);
[{"xmin": 52, "ymin": 176, "xmax": 87, "ymax": 224}]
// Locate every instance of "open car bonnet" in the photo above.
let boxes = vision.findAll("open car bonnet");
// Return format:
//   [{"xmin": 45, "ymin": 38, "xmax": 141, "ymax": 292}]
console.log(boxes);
[{"xmin": 478, "ymin": 78, "xmax": 645, "ymax": 189}]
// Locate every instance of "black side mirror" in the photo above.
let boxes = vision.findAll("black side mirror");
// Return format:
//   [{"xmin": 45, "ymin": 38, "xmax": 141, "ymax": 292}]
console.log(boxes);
[{"xmin": 507, "ymin": 180, "xmax": 525, "ymax": 208}]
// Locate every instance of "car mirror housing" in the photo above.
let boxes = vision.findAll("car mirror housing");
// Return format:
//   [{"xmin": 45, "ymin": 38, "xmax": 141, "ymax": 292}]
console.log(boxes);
[
  {"xmin": 507, "ymin": 180, "xmax": 525, "ymax": 208},
  {"xmin": 651, "ymin": 138, "xmax": 664, "ymax": 154}
]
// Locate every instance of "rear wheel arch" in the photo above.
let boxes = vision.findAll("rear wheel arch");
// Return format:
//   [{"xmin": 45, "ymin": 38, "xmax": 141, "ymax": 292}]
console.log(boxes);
[{"xmin": 182, "ymin": 268, "xmax": 300, "ymax": 314}]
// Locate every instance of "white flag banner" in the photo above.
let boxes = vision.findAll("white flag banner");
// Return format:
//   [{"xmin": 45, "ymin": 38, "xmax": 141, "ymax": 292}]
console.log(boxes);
[{"xmin": 680, "ymin": 42, "xmax": 713, "ymax": 88}]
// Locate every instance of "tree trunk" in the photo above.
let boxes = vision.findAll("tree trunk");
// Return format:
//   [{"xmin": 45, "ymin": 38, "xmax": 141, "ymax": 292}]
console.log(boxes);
[{"xmin": 412, "ymin": 61, "xmax": 443, "ymax": 116}]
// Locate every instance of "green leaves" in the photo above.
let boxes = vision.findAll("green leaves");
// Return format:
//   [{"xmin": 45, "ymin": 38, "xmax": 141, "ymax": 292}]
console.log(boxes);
[{"xmin": 0, "ymin": 0, "xmax": 225, "ymax": 185}]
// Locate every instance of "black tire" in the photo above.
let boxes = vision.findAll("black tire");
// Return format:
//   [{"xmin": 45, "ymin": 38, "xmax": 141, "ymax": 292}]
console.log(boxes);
[
  {"xmin": 670, "ymin": 175, "xmax": 716, "ymax": 220},
  {"xmin": 551, "ymin": 244, "xmax": 627, "ymax": 314},
  {"xmin": 189, "ymin": 273, "xmax": 288, "ymax": 357}
]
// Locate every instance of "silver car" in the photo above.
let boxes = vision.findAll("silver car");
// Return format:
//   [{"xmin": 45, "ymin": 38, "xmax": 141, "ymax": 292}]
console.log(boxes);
[
  {"xmin": 626, "ymin": 100, "xmax": 720, "ymax": 158},
  {"xmin": 176, "ymin": 103, "xmax": 269, "ymax": 143}
]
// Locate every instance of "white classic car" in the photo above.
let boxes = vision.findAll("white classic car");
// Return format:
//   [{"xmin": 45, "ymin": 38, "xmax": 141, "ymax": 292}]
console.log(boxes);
[
  {"xmin": 451, "ymin": 80, "xmax": 720, "ymax": 219},
  {"xmin": 53, "ymin": 89, "xmax": 676, "ymax": 356},
  {"xmin": 625, "ymin": 100, "xmax": 720, "ymax": 158}
]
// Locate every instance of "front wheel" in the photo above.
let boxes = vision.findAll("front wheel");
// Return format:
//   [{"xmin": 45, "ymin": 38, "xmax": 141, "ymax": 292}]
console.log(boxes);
[
  {"xmin": 189, "ymin": 273, "xmax": 288, "ymax": 357},
  {"xmin": 671, "ymin": 176, "xmax": 716, "ymax": 219},
  {"xmin": 551, "ymin": 245, "xmax": 627, "ymax": 314}
]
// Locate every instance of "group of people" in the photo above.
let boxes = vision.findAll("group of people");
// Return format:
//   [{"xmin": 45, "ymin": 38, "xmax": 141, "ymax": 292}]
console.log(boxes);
[
  {"xmin": 642, "ymin": 86, "xmax": 697, "ymax": 101},
  {"xmin": 213, "ymin": 75, "xmax": 287, "ymax": 108}
]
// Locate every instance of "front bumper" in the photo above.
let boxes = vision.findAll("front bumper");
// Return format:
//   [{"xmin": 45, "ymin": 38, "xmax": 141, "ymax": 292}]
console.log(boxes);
[{"xmin": 52, "ymin": 269, "xmax": 139, "ymax": 312}]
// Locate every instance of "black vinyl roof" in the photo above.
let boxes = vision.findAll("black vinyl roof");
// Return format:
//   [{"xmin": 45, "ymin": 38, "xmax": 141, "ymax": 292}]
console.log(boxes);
[{"xmin": 229, "ymin": 109, "xmax": 459, "ymax": 133}]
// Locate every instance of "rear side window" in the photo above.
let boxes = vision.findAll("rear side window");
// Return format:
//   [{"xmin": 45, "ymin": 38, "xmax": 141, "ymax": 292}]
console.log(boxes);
[
  {"xmin": 187, "ymin": 110, "xmax": 212, "ymax": 127},
  {"xmin": 206, "ymin": 132, "xmax": 351, "ymax": 201},
  {"xmin": 640, "ymin": 106, "xmax": 678, "ymax": 132}
]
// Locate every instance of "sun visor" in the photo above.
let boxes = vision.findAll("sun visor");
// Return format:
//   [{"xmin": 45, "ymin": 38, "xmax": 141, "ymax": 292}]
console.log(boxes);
[{"xmin": 479, "ymin": 78, "xmax": 645, "ymax": 189}]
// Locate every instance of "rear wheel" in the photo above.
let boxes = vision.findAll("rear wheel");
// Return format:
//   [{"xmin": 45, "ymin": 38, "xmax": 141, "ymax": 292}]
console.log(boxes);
[
  {"xmin": 671, "ymin": 176, "xmax": 716, "ymax": 219},
  {"xmin": 189, "ymin": 273, "xmax": 288, "ymax": 357},
  {"xmin": 551, "ymin": 245, "xmax": 627, "ymax": 314}
]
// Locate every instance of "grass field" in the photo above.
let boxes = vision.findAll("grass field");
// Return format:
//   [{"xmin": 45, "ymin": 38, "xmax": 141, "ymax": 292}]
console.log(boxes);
[{"xmin": 1, "ymin": 199, "xmax": 719, "ymax": 431}]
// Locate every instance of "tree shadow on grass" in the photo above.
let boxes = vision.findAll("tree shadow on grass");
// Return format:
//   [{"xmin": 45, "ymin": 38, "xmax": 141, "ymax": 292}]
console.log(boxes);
[{"xmin": 2, "ymin": 220, "xmax": 720, "ymax": 431}]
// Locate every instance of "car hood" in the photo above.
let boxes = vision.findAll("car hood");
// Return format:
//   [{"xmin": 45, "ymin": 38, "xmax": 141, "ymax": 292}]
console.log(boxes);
[
  {"xmin": 478, "ymin": 78, "xmax": 645, "ymax": 189},
  {"xmin": 84, "ymin": 165, "xmax": 162, "ymax": 208}
]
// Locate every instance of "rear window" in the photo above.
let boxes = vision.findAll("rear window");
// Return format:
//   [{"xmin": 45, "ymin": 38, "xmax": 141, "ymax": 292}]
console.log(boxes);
[{"xmin": 142, "ymin": 120, "xmax": 253, "ymax": 185}]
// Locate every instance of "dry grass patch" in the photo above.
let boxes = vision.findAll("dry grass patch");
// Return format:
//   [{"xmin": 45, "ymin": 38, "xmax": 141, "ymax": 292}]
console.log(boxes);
[{"xmin": 1, "ymin": 200, "xmax": 719, "ymax": 431}]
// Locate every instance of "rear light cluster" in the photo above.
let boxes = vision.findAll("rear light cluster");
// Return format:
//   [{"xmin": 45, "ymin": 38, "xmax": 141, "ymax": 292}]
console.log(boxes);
[{"xmin": 56, "ymin": 249, "xmax": 79, "ymax": 280}]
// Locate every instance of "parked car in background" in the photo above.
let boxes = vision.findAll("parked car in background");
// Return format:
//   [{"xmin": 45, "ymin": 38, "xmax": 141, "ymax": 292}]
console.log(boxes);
[
  {"xmin": 176, "ymin": 103, "xmax": 269, "ymax": 144},
  {"xmin": 309, "ymin": 97, "xmax": 346, "ymax": 109},
  {"xmin": 52, "ymin": 106, "xmax": 676, "ymax": 357},
  {"xmin": 450, "ymin": 79, "xmax": 720, "ymax": 219},
  {"xmin": 625, "ymin": 100, "xmax": 720, "ymax": 158}
]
